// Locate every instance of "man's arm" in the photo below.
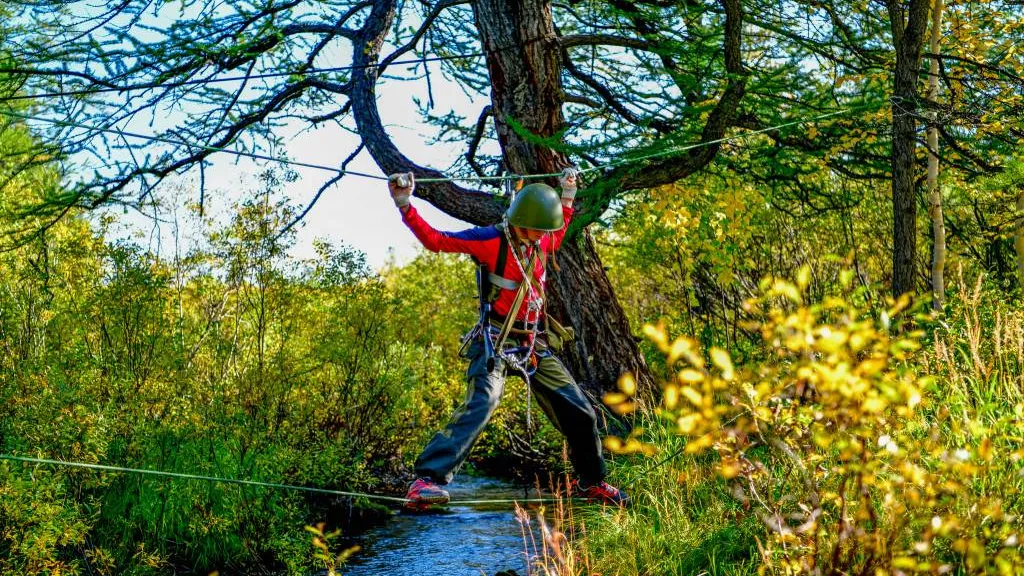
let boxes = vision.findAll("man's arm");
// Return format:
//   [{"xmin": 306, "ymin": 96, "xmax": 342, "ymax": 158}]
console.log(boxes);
[{"xmin": 388, "ymin": 172, "xmax": 491, "ymax": 257}]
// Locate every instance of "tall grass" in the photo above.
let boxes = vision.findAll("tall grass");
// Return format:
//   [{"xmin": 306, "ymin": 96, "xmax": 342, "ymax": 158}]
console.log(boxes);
[
  {"xmin": 929, "ymin": 269, "xmax": 1024, "ymax": 409},
  {"xmin": 529, "ymin": 271, "xmax": 1023, "ymax": 575},
  {"xmin": 925, "ymin": 270, "xmax": 1024, "ymax": 518},
  {"xmin": 519, "ymin": 426, "xmax": 760, "ymax": 576}
]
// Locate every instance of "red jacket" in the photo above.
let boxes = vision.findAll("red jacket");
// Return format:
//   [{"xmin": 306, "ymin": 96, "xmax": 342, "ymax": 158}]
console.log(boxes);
[{"xmin": 401, "ymin": 204, "xmax": 573, "ymax": 321}]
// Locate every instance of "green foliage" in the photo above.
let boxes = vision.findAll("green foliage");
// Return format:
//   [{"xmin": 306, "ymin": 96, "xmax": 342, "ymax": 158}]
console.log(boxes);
[
  {"xmin": 554, "ymin": 130, "xmax": 1024, "ymax": 571},
  {"xmin": 0, "ymin": 182, "xmax": 489, "ymax": 573},
  {"xmin": 588, "ymin": 271, "xmax": 1022, "ymax": 575},
  {"xmin": 598, "ymin": 169, "xmax": 889, "ymax": 370}
]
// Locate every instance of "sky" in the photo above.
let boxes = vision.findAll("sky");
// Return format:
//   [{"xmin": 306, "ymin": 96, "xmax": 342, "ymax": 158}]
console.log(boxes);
[
  {"xmin": 104, "ymin": 68, "xmax": 479, "ymax": 271},
  {"xmin": 67, "ymin": 4, "xmax": 494, "ymax": 272},
  {"xmin": 271, "ymin": 78, "xmax": 481, "ymax": 269},
  {"xmin": 27, "ymin": 2, "xmax": 661, "ymax": 271}
]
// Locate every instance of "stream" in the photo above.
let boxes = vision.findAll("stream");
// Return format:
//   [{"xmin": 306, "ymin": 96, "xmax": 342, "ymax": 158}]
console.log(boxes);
[{"xmin": 342, "ymin": 475, "xmax": 546, "ymax": 576}]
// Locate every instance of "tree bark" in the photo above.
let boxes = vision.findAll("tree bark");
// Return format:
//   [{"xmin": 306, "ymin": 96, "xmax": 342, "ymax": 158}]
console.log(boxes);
[
  {"xmin": 927, "ymin": 0, "xmax": 945, "ymax": 310},
  {"xmin": 350, "ymin": 0, "xmax": 653, "ymax": 395},
  {"xmin": 470, "ymin": 0, "xmax": 654, "ymax": 393},
  {"xmin": 1014, "ymin": 188, "xmax": 1024, "ymax": 290},
  {"xmin": 546, "ymin": 230, "xmax": 650, "ymax": 393},
  {"xmin": 351, "ymin": 0, "xmax": 746, "ymax": 396},
  {"xmin": 888, "ymin": 0, "xmax": 932, "ymax": 299},
  {"xmin": 472, "ymin": 0, "xmax": 565, "ymax": 176}
]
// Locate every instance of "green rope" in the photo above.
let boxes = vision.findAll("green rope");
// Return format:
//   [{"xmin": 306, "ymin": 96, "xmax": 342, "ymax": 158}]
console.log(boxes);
[
  {"xmin": 415, "ymin": 104, "xmax": 879, "ymax": 184},
  {"xmin": 577, "ymin": 103, "xmax": 880, "ymax": 174},
  {"xmin": 0, "ymin": 103, "xmax": 881, "ymax": 187},
  {"xmin": 0, "ymin": 109, "xmax": 390, "ymax": 180},
  {"xmin": 0, "ymin": 454, "xmax": 563, "ymax": 506}
]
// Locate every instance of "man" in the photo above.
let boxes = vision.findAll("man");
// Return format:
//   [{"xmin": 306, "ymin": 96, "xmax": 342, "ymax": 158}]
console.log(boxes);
[{"xmin": 388, "ymin": 169, "xmax": 629, "ymax": 510}]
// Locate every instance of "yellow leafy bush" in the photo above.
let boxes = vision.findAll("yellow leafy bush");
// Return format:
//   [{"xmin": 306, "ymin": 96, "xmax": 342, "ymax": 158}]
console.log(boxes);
[{"xmin": 607, "ymin": 268, "xmax": 1022, "ymax": 575}]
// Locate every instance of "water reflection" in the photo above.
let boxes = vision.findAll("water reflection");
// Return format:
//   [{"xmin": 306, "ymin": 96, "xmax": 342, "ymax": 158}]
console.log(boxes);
[{"xmin": 343, "ymin": 476, "xmax": 547, "ymax": 576}]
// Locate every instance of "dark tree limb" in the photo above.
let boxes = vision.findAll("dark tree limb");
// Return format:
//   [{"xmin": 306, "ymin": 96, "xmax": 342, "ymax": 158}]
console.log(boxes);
[
  {"xmin": 278, "ymin": 143, "xmax": 366, "ymax": 240},
  {"xmin": 349, "ymin": 0, "xmax": 499, "ymax": 226},
  {"xmin": 560, "ymin": 46, "xmax": 675, "ymax": 133},
  {"xmin": 594, "ymin": 0, "xmax": 747, "ymax": 199},
  {"xmin": 465, "ymin": 105, "xmax": 494, "ymax": 178}
]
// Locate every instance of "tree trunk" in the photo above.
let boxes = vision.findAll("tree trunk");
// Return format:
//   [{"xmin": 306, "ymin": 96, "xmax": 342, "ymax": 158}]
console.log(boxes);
[
  {"xmin": 926, "ymin": 0, "xmax": 945, "ymax": 311},
  {"xmin": 546, "ymin": 230, "xmax": 652, "ymax": 393},
  {"xmin": 1014, "ymin": 186, "xmax": 1024, "ymax": 289},
  {"xmin": 472, "ymin": 0, "xmax": 654, "ymax": 394},
  {"xmin": 350, "ymin": 0, "xmax": 654, "ymax": 396},
  {"xmin": 888, "ymin": 0, "xmax": 931, "ymax": 300},
  {"xmin": 472, "ymin": 0, "xmax": 565, "ymax": 176},
  {"xmin": 352, "ymin": 0, "xmax": 745, "ymax": 396}
]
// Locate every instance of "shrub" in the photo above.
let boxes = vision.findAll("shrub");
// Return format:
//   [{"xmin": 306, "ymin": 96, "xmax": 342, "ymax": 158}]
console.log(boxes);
[{"xmin": 605, "ymin": 269, "xmax": 1022, "ymax": 574}]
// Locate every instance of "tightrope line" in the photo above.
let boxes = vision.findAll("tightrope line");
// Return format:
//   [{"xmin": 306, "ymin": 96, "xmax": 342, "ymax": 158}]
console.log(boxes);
[
  {"xmin": 0, "ymin": 109, "xmax": 389, "ymax": 180},
  {"xmin": 0, "ymin": 454, "xmax": 560, "ymax": 506},
  {"xmin": 582, "ymin": 104, "xmax": 879, "ymax": 172},
  {"xmin": 0, "ymin": 103, "xmax": 879, "ymax": 187},
  {"xmin": 427, "ymin": 104, "xmax": 879, "ymax": 184}
]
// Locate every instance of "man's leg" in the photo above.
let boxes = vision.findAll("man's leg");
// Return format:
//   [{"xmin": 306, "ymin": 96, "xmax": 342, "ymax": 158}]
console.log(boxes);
[
  {"xmin": 530, "ymin": 353, "xmax": 629, "ymax": 506},
  {"xmin": 529, "ymin": 353, "xmax": 606, "ymax": 486},
  {"xmin": 413, "ymin": 341, "xmax": 506, "ymax": 485}
]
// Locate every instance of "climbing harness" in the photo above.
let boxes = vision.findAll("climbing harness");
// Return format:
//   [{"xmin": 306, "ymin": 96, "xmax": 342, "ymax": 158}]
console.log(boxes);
[{"xmin": 457, "ymin": 218, "xmax": 551, "ymax": 431}]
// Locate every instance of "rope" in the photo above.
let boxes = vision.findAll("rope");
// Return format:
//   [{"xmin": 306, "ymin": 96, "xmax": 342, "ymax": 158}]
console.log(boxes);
[
  {"xmin": 0, "ymin": 104, "xmax": 879, "ymax": 187},
  {"xmin": 492, "ymin": 224, "xmax": 544, "ymax": 436},
  {"xmin": 472, "ymin": 226, "xmax": 541, "ymax": 447},
  {"xmin": 577, "ymin": 104, "xmax": 879, "ymax": 174},
  {"xmin": 0, "ymin": 454, "xmax": 564, "ymax": 506},
  {"xmin": 415, "ymin": 173, "xmax": 565, "ymax": 184},
  {"xmin": 0, "ymin": 52, "xmax": 487, "ymax": 103},
  {"xmin": 0, "ymin": 109, "xmax": 390, "ymax": 180}
]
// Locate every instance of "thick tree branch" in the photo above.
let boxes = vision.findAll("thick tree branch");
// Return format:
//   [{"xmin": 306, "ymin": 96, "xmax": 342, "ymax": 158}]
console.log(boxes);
[
  {"xmin": 598, "ymin": 0, "xmax": 746, "ymax": 194},
  {"xmin": 350, "ymin": 0, "xmax": 500, "ymax": 226}
]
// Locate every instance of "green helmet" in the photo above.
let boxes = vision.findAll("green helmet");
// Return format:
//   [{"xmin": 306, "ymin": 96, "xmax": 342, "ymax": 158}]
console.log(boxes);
[{"xmin": 505, "ymin": 183, "xmax": 564, "ymax": 231}]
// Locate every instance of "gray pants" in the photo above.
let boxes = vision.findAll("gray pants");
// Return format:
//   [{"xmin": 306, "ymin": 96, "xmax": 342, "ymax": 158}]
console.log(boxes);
[{"xmin": 414, "ymin": 339, "xmax": 606, "ymax": 486}]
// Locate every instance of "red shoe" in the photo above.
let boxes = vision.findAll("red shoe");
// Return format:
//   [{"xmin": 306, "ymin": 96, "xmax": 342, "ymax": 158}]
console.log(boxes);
[
  {"xmin": 577, "ymin": 481, "xmax": 630, "ymax": 507},
  {"xmin": 404, "ymin": 477, "xmax": 450, "ymax": 510}
]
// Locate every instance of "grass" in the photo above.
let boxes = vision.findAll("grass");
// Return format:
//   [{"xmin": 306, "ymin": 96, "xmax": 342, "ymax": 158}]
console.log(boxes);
[
  {"xmin": 526, "ymin": 272, "xmax": 1024, "ymax": 576},
  {"xmin": 519, "ymin": 428, "xmax": 761, "ymax": 576}
]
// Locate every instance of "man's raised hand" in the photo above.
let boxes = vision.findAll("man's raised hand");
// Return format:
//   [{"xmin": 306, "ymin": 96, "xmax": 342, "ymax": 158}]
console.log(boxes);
[
  {"xmin": 559, "ymin": 167, "xmax": 579, "ymax": 203},
  {"xmin": 388, "ymin": 172, "xmax": 415, "ymax": 209}
]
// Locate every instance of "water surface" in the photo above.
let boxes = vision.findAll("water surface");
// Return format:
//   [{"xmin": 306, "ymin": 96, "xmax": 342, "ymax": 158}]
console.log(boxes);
[{"xmin": 343, "ymin": 476, "xmax": 544, "ymax": 576}]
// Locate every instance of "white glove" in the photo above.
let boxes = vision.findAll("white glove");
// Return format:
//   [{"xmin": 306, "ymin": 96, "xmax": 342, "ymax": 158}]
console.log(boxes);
[
  {"xmin": 558, "ymin": 167, "xmax": 579, "ymax": 200},
  {"xmin": 388, "ymin": 172, "xmax": 415, "ymax": 208}
]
